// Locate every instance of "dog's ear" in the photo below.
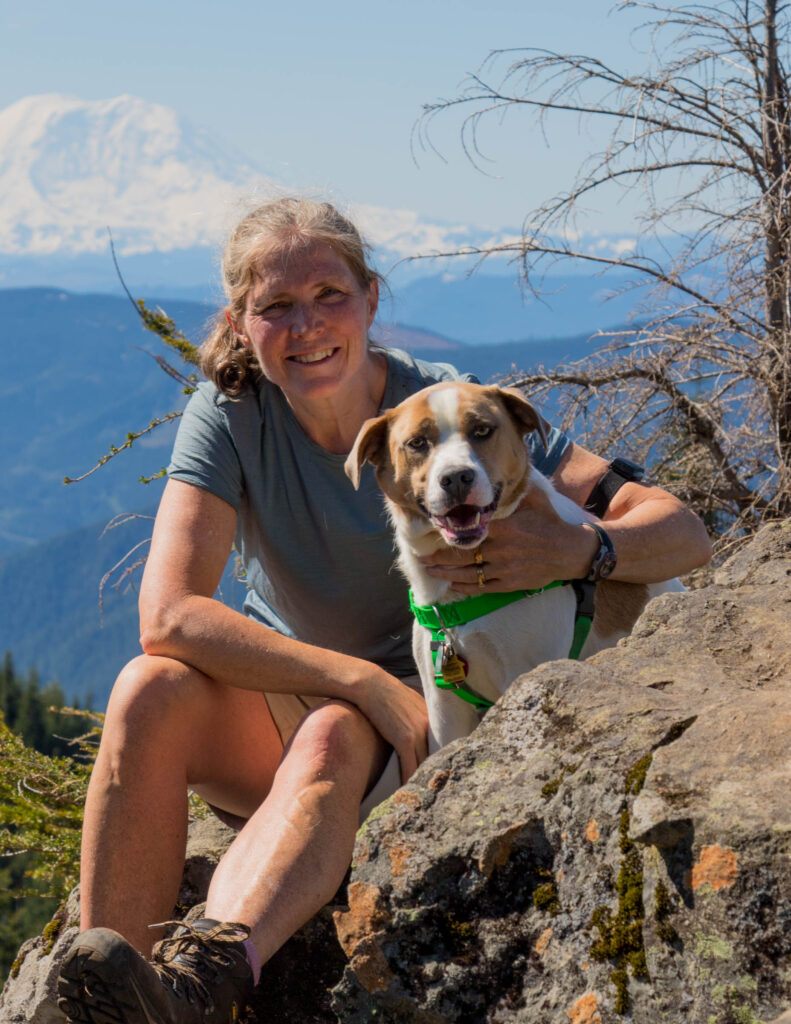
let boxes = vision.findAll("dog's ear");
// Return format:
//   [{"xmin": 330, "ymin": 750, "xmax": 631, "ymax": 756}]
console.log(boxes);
[
  {"xmin": 496, "ymin": 387, "xmax": 549, "ymax": 449},
  {"xmin": 344, "ymin": 413, "xmax": 390, "ymax": 489}
]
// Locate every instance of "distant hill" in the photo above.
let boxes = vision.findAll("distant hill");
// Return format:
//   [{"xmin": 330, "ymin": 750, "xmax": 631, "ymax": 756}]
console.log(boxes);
[
  {"xmin": 1, "ymin": 288, "xmax": 192, "ymax": 555},
  {"xmin": 0, "ymin": 510, "xmax": 152, "ymax": 707},
  {"xmin": 0, "ymin": 508, "xmax": 247, "ymax": 708},
  {"xmin": 389, "ymin": 271, "xmax": 641, "ymax": 344}
]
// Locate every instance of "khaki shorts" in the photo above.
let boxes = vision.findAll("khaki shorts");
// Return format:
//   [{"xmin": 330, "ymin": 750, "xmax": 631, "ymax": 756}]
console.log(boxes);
[{"xmin": 209, "ymin": 675, "xmax": 422, "ymax": 828}]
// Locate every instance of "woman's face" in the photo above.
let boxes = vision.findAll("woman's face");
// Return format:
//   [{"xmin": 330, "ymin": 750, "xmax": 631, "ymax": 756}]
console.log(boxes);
[{"xmin": 234, "ymin": 241, "xmax": 378, "ymax": 407}]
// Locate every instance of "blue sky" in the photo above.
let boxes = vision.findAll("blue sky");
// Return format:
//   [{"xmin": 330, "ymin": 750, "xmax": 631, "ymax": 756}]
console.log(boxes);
[{"xmin": 2, "ymin": 0, "xmax": 651, "ymax": 231}]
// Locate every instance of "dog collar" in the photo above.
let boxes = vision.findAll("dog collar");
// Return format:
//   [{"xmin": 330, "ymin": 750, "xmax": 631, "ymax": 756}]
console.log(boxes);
[{"xmin": 408, "ymin": 581, "xmax": 591, "ymax": 712}]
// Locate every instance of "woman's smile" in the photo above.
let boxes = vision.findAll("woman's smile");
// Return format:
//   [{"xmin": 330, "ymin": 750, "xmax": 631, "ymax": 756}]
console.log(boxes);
[{"xmin": 289, "ymin": 347, "xmax": 339, "ymax": 365}]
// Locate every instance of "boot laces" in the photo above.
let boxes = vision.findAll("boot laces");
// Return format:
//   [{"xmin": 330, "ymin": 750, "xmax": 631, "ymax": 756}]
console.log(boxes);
[{"xmin": 150, "ymin": 920, "xmax": 250, "ymax": 1008}]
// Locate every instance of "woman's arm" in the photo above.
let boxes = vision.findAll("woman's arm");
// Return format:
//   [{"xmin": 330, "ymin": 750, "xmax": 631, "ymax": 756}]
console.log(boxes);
[
  {"xmin": 139, "ymin": 478, "xmax": 428, "ymax": 780},
  {"xmin": 421, "ymin": 442, "xmax": 712, "ymax": 594}
]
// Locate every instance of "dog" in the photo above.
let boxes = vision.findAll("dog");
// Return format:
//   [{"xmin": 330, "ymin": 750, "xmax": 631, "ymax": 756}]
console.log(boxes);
[{"xmin": 345, "ymin": 381, "xmax": 683, "ymax": 753}]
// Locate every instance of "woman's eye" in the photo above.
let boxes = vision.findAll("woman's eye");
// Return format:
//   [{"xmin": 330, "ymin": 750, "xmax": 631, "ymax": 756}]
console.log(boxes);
[
  {"xmin": 406, "ymin": 436, "xmax": 428, "ymax": 452},
  {"xmin": 472, "ymin": 424, "xmax": 495, "ymax": 439},
  {"xmin": 257, "ymin": 300, "xmax": 289, "ymax": 316},
  {"xmin": 319, "ymin": 287, "xmax": 342, "ymax": 300}
]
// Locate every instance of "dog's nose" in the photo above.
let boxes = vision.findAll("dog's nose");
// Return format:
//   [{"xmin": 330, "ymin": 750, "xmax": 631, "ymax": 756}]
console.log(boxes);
[{"xmin": 439, "ymin": 468, "xmax": 475, "ymax": 503}]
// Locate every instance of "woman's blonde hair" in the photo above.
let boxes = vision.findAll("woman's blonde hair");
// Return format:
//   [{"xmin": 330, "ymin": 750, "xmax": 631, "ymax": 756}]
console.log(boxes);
[{"xmin": 201, "ymin": 197, "xmax": 383, "ymax": 396}]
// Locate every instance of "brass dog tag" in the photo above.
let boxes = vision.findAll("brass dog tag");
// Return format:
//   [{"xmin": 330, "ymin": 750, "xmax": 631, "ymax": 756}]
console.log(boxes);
[{"xmin": 441, "ymin": 644, "xmax": 468, "ymax": 686}]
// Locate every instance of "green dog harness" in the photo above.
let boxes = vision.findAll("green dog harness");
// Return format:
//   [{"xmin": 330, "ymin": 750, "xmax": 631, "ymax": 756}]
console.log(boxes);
[{"xmin": 409, "ymin": 580, "xmax": 593, "ymax": 712}]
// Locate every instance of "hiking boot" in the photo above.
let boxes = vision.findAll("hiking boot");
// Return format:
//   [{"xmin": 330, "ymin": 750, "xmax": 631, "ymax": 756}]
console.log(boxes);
[{"xmin": 57, "ymin": 918, "xmax": 255, "ymax": 1024}]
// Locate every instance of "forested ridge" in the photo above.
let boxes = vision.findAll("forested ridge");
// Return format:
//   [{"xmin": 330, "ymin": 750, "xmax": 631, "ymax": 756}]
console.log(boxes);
[{"xmin": 0, "ymin": 654, "xmax": 96, "ymax": 983}]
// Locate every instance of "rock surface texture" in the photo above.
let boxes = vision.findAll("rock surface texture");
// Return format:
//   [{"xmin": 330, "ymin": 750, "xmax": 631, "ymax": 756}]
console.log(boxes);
[
  {"xmin": 331, "ymin": 522, "xmax": 791, "ymax": 1024},
  {"xmin": 2, "ymin": 522, "xmax": 790, "ymax": 1023}
]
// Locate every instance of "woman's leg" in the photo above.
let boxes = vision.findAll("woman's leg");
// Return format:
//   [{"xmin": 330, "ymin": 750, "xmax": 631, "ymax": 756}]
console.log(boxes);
[
  {"xmin": 79, "ymin": 653, "xmax": 284, "ymax": 955},
  {"xmin": 61, "ymin": 655, "xmax": 392, "ymax": 1024},
  {"xmin": 203, "ymin": 698, "xmax": 389, "ymax": 963}
]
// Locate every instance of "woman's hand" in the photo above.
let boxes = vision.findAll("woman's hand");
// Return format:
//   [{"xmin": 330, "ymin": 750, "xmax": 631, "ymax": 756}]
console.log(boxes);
[
  {"xmin": 347, "ymin": 668, "xmax": 429, "ymax": 784},
  {"xmin": 420, "ymin": 485, "xmax": 597, "ymax": 595}
]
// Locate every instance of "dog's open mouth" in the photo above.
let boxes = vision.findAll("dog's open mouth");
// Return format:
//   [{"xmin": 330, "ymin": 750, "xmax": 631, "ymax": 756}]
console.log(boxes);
[{"xmin": 431, "ymin": 494, "xmax": 499, "ymax": 547}]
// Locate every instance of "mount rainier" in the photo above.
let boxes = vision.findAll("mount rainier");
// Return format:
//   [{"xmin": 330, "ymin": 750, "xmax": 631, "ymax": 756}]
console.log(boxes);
[{"xmin": 0, "ymin": 93, "xmax": 496, "ymax": 261}]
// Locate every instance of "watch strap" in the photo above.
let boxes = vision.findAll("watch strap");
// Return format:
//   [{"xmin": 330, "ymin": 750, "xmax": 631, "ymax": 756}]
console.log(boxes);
[
  {"xmin": 584, "ymin": 523, "xmax": 617, "ymax": 582},
  {"xmin": 583, "ymin": 461, "xmax": 642, "ymax": 518},
  {"xmin": 583, "ymin": 470, "xmax": 628, "ymax": 519}
]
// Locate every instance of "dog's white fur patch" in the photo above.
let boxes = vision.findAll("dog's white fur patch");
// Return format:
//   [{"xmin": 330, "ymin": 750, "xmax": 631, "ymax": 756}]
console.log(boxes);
[
  {"xmin": 425, "ymin": 386, "xmax": 494, "ymax": 512},
  {"xmin": 427, "ymin": 384, "xmax": 459, "ymax": 437}
]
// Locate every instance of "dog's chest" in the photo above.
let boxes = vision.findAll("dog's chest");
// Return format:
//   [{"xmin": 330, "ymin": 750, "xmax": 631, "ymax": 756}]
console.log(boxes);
[{"xmin": 413, "ymin": 585, "xmax": 579, "ymax": 705}]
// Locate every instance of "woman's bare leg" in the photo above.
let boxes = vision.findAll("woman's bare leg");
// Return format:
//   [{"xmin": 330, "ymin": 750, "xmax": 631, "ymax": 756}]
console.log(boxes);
[
  {"xmin": 204, "ymin": 700, "xmax": 388, "ymax": 962},
  {"xmin": 79, "ymin": 654, "xmax": 284, "ymax": 955}
]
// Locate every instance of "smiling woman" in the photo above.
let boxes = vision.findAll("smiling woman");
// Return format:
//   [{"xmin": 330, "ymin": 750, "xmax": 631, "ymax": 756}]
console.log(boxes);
[
  {"xmin": 54, "ymin": 197, "xmax": 478, "ymax": 1024},
  {"xmin": 200, "ymin": 201, "xmax": 388, "ymax": 454}
]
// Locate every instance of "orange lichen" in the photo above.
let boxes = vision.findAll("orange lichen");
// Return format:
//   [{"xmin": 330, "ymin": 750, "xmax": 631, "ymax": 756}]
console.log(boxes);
[
  {"xmin": 392, "ymin": 789, "xmax": 422, "ymax": 810},
  {"xmin": 534, "ymin": 927, "xmax": 553, "ymax": 955},
  {"xmin": 333, "ymin": 882, "xmax": 394, "ymax": 994},
  {"xmin": 388, "ymin": 844, "xmax": 412, "ymax": 877},
  {"xmin": 688, "ymin": 844, "xmax": 739, "ymax": 891},
  {"xmin": 428, "ymin": 769, "xmax": 450, "ymax": 790},
  {"xmin": 333, "ymin": 882, "xmax": 389, "ymax": 957},
  {"xmin": 585, "ymin": 819, "xmax": 600, "ymax": 842},
  {"xmin": 567, "ymin": 992, "xmax": 603, "ymax": 1023}
]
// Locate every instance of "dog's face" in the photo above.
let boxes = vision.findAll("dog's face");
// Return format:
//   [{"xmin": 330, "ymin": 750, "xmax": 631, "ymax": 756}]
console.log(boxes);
[{"xmin": 346, "ymin": 382, "xmax": 547, "ymax": 548}]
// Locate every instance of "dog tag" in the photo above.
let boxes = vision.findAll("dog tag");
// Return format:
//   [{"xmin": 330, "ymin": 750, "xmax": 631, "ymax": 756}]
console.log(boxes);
[{"xmin": 441, "ymin": 647, "xmax": 469, "ymax": 686}]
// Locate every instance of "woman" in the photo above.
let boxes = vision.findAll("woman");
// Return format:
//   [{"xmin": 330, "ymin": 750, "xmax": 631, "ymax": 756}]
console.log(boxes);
[{"xmin": 57, "ymin": 198, "xmax": 711, "ymax": 1024}]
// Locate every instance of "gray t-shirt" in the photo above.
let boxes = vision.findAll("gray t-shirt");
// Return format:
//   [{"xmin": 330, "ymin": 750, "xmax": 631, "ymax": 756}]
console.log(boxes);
[{"xmin": 168, "ymin": 346, "xmax": 570, "ymax": 677}]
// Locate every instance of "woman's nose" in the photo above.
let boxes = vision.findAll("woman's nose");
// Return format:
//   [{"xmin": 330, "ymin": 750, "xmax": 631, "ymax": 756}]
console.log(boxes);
[{"xmin": 290, "ymin": 302, "xmax": 322, "ymax": 338}]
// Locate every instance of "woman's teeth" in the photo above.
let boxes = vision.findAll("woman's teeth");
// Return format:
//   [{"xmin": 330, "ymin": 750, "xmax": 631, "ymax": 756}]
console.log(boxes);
[{"xmin": 292, "ymin": 349, "xmax": 334, "ymax": 364}]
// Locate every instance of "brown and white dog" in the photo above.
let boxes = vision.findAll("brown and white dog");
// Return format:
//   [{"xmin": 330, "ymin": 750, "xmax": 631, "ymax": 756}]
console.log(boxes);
[{"xmin": 345, "ymin": 381, "xmax": 682, "ymax": 752}]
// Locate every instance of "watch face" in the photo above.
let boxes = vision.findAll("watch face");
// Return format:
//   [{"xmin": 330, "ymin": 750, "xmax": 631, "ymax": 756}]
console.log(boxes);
[{"xmin": 598, "ymin": 550, "xmax": 618, "ymax": 579}]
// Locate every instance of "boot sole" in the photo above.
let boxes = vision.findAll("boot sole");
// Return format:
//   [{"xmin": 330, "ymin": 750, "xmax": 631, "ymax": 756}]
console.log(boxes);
[{"xmin": 57, "ymin": 944, "xmax": 160, "ymax": 1024}]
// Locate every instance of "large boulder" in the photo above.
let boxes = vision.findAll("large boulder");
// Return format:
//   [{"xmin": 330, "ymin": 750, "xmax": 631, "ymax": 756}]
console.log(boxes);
[
  {"xmin": 2, "ymin": 521, "xmax": 790, "ymax": 1023},
  {"xmin": 331, "ymin": 521, "xmax": 791, "ymax": 1023}
]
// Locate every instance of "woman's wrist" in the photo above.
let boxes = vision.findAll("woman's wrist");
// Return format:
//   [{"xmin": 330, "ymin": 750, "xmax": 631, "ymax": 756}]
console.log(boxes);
[{"xmin": 568, "ymin": 521, "xmax": 601, "ymax": 580}]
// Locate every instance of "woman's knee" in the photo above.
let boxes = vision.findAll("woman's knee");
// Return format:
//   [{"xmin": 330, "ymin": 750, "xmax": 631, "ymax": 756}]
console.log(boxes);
[
  {"xmin": 105, "ymin": 655, "xmax": 210, "ymax": 742},
  {"xmin": 286, "ymin": 700, "xmax": 381, "ymax": 780}
]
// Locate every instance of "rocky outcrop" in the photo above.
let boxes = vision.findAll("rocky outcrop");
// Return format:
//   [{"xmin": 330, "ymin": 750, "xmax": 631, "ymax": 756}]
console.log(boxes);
[
  {"xmin": 2, "ymin": 521, "xmax": 790, "ymax": 1023},
  {"xmin": 331, "ymin": 520, "xmax": 791, "ymax": 1023}
]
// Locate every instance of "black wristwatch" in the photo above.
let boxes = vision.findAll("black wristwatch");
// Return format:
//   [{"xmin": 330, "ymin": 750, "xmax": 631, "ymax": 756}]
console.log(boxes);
[
  {"xmin": 584, "ymin": 457, "xmax": 645, "ymax": 519},
  {"xmin": 584, "ymin": 523, "xmax": 617, "ymax": 582}
]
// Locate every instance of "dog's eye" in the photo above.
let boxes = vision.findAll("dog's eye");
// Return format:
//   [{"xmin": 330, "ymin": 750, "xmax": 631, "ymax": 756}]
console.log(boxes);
[
  {"xmin": 405, "ymin": 436, "xmax": 428, "ymax": 452},
  {"xmin": 472, "ymin": 423, "xmax": 495, "ymax": 439}
]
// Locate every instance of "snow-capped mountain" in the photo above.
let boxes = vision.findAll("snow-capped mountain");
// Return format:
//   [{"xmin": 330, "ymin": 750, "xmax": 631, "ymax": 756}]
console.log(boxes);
[
  {"xmin": 0, "ymin": 94, "xmax": 500, "ymax": 261},
  {"xmin": 0, "ymin": 94, "xmax": 260, "ymax": 254}
]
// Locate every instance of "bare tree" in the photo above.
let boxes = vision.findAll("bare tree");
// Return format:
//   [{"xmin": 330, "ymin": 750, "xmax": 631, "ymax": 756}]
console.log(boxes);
[{"xmin": 415, "ymin": 0, "xmax": 791, "ymax": 548}]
